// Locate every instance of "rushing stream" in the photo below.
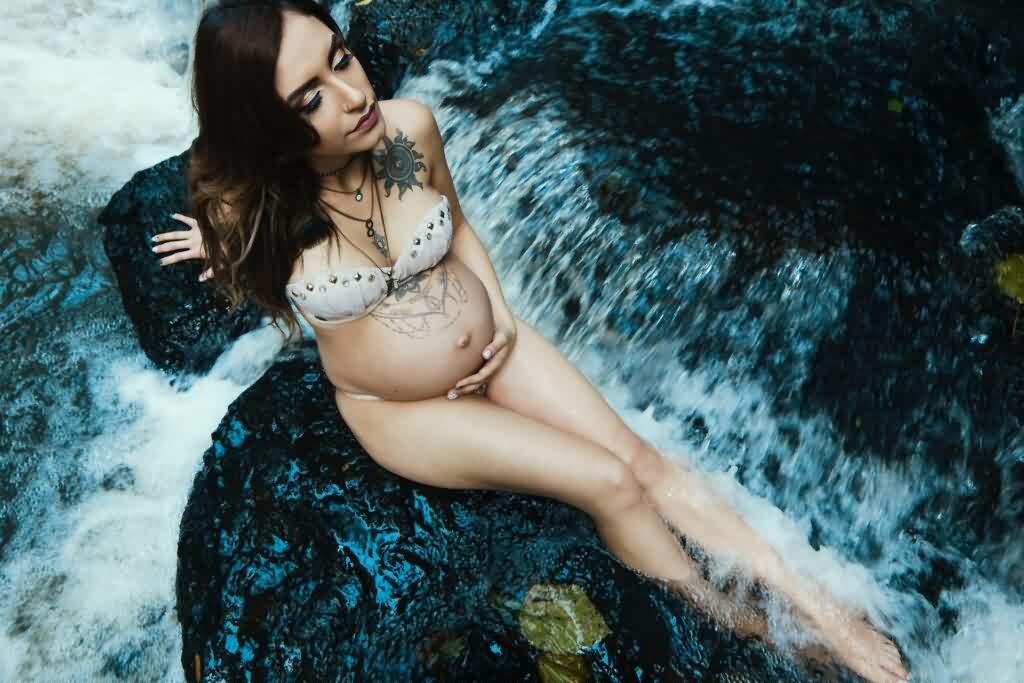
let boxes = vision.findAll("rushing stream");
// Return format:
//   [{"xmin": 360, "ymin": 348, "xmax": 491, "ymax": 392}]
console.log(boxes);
[{"xmin": 2, "ymin": 0, "xmax": 1022, "ymax": 681}]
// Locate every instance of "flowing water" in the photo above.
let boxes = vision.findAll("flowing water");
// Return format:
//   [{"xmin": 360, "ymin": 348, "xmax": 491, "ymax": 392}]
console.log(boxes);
[{"xmin": 1, "ymin": 0, "xmax": 1022, "ymax": 681}]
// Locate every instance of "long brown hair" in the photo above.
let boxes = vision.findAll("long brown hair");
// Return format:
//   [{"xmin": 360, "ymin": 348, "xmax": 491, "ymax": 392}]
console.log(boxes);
[{"xmin": 187, "ymin": 0, "xmax": 345, "ymax": 339}]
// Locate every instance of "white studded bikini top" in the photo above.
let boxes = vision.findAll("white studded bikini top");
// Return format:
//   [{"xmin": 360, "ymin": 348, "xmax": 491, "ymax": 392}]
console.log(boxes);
[{"xmin": 286, "ymin": 194, "xmax": 453, "ymax": 326}]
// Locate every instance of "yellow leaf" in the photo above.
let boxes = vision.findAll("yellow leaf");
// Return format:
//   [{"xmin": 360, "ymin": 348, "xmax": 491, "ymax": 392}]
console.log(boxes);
[
  {"xmin": 517, "ymin": 583, "xmax": 611, "ymax": 655},
  {"xmin": 437, "ymin": 634, "xmax": 466, "ymax": 659},
  {"xmin": 538, "ymin": 653, "xmax": 590, "ymax": 683},
  {"xmin": 995, "ymin": 253, "xmax": 1024, "ymax": 304},
  {"xmin": 887, "ymin": 97, "xmax": 903, "ymax": 113},
  {"xmin": 354, "ymin": 0, "xmax": 373, "ymax": 6}
]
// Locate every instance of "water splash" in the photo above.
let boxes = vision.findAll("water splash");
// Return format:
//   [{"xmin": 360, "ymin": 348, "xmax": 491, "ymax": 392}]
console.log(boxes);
[{"xmin": 0, "ymin": 324, "xmax": 284, "ymax": 682}]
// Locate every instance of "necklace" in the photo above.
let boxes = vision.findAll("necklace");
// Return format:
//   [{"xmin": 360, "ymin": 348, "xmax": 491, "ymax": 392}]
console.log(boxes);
[
  {"xmin": 318, "ymin": 159, "xmax": 387, "ymax": 257},
  {"xmin": 321, "ymin": 153, "xmax": 369, "ymax": 202},
  {"xmin": 317, "ymin": 157, "xmax": 397, "ymax": 295},
  {"xmin": 316, "ymin": 153, "xmax": 358, "ymax": 179}
]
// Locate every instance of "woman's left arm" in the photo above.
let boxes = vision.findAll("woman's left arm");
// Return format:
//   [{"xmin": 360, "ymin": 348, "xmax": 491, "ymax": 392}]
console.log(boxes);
[{"xmin": 416, "ymin": 101, "xmax": 517, "ymax": 396}]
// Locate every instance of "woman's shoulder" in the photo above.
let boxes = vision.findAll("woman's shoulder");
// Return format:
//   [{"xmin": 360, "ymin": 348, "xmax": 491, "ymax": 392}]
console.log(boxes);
[
  {"xmin": 376, "ymin": 98, "xmax": 446, "ymax": 172},
  {"xmin": 378, "ymin": 98, "xmax": 440, "ymax": 139}
]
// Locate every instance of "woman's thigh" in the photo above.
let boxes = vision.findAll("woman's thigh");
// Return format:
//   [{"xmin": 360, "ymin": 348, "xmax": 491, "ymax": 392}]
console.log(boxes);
[
  {"xmin": 483, "ymin": 316, "xmax": 643, "ymax": 463},
  {"xmin": 334, "ymin": 391, "xmax": 639, "ymax": 516}
]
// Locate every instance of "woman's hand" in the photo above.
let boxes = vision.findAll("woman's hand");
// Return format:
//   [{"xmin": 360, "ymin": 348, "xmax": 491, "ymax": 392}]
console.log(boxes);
[
  {"xmin": 151, "ymin": 213, "xmax": 212, "ymax": 282},
  {"xmin": 448, "ymin": 311, "xmax": 517, "ymax": 399}
]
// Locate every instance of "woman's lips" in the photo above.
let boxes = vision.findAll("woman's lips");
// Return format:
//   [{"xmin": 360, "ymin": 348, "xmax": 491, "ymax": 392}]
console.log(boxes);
[{"xmin": 352, "ymin": 102, "xmax": 378, "ymax": 133}]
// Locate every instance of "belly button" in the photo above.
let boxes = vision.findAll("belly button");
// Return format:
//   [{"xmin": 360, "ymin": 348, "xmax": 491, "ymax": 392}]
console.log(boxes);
[{"xmin": 456, "ymin": 332, "xmax": 471, "ymax": 348}]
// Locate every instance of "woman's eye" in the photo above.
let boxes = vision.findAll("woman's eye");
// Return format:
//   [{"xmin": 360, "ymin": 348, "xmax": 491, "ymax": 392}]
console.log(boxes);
[
  {"xmin": 300, "ymin": 92, "xmax": 322, "ymax": 115},
  {"xmin": 333, "ymin": 53, "xmax": 352, "ymax": 71},
  {"xmin": 297, "ymin": 52, "xmax": 351, "ymax": 115}
]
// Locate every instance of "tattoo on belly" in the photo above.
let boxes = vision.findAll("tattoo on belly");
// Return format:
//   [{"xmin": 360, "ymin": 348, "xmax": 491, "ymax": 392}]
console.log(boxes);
[{"xmin": 370, "ymin": 264, "xmax": 469, "ymax": 338}]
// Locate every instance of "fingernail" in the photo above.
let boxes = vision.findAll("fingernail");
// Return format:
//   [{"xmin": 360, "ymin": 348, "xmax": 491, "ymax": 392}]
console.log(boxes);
[
  {"xmin": 150, "ymin": 236, "xmax": 158, "ymax": 242},
  {"xmin": 447, "ymin": 391, "xmax": 458, "ymax": 400},
  {"xmin": 483, "ymin": 349, "xmax": 492, "ymax": 359},
  {"xmin": 151, "ymin": 246, "xmax": 158, "ymax": 252}
]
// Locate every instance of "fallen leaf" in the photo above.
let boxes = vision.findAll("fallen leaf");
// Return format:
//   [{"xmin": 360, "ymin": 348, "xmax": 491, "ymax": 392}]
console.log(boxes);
[
  {"xmin": 517, "ymin": 583, "xmax": 611, "ymax": 655},
  {"xmin": 995, "ymin": 253, "xmax": 1024, "ymax": 304},
  {"xmin": 538, "ymin": 652, "xmax": 590, "ymax": 683},
  {"xmin": 438, "ymin": 634, "xmax": 466, "ymax": 659}
]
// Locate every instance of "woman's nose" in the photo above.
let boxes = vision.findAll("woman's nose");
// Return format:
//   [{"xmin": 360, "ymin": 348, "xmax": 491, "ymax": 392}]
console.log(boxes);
[{"xmin": 333, "ymin": 79, "xmax": 366, "ymax": 113}]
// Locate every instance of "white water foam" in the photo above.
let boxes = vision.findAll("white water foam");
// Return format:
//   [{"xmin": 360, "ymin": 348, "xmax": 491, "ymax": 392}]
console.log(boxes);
[
  {"xmin": 0, "ymin": 0, "xmax": 352, "ymax": 207},
  {"xmin": 0, "ymin": 0, "xmax": 201, "ymax": 205},
  {"xmin": 0, "ymin": 323, "xmax": 284, "ymax": 681},
  {"xmin": 397, "ymin": 50, "xmax": 1024, "ymax": 680}
]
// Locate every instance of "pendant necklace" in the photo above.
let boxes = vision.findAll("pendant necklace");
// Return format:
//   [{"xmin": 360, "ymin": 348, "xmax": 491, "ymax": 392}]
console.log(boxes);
[
  {"xmin": 317, "ymin": 156, "xmax": 397, "ymax": 295},
  {"xmin": 318, "ymin": 156, "xmax": 388, "ymax": 257},
  {"xmin": 320, "ymin": 152, "xmax": 369, "ymax": 202}
]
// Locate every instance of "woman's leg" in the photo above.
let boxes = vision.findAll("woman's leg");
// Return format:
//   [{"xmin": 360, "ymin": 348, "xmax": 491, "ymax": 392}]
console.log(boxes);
[
  {"xmin": 480, "ymin": 316, "xmax": 909, "ymax": 683},
  {"xmin": 336, "ymin": 390, "xmax": 696, "ymax": 583}
]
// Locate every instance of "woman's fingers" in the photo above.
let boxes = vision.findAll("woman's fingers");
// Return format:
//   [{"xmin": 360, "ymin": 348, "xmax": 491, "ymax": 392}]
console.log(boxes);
[
  {"xmin": 170, "ymin": 213, "xmax": 199, "ymax": 228},
  {"xmin": 481, "ymin": 334, "xmax": 508, "ymax": 361},
  {"xmin": 454, "ymin": 360, "xmax": 496, "ymax": 390},
  {"xmin": 199, "ymin": 267, "xmax": 213, "ymax": 282},
  {"xmin": 447, "ymin": 382, "xmax": 483, "ymax": 398},
  {"xmin": 159, "ymin": 250, "xmax": 198, "ymax": 266},
  {"xmin": 152, "ymin": 239, "xmax": 191, "ymax": 254},
  {"xmin": 152, "ymin": 230, "xmax": 193, "ymax": 243},
  {"xmin": 453, "ymin": 346, "xmax": 509, "ymax": 391}
]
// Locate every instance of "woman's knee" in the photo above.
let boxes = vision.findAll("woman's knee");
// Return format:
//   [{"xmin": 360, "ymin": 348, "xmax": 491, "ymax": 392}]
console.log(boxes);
[
  {"xmin": 585, "ymin": 458, "xmax": 648, "ymax": 517},
  {"xmin": 609, "ymin": 434, "xmax": 670, "ymax": 494}
]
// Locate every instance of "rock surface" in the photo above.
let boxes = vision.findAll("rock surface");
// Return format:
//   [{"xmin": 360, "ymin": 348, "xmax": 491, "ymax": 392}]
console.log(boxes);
[
  {"xmin": 174, "ymin": 354, "xmax": 825, "ymax": 682},
  {"xmin": 346, "ymin": 0, "xmax": 549, "ymax": 99},
  {"xmin": 98, "ymin": 150, "xmax": 263, "ymax": 376},
  {"xmin": 91, "ymin": 0, "xmax": 1019, "ymax": 680}
]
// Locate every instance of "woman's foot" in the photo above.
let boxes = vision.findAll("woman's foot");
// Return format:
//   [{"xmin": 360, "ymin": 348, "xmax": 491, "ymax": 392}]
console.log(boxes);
[{"xmin": 807, "ymin": 605, "xmax": 909, "ymax": 683}]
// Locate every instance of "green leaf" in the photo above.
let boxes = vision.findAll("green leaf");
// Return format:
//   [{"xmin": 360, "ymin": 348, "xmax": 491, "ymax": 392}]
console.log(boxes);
[
  {"xmin": 995, "ymin": 253, "xmax": 1024, "ymax": 304},
  {"xmin": 538, "ymin": 653, "xmax": 591, "ymax": 683},
  {"xmin": 437, "ymin": 634, "xmax": 466, "ymax": 660},
  {"xmin": 887, "ymin": 97, "xmax": 903, "ymax": 113},
  {"xmin": 517, "ymin": 583, "xmax": 611, "ymax": 655}
]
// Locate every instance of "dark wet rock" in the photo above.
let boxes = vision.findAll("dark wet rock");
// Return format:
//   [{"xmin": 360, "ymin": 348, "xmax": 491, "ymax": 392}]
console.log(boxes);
[
  {"xmin": 344, "ymin": 0, "xmax": 548, "ymax": 100},
  {"xmin": 392, "ymin": 0, "xmax": 1024, "ymax": 601},
  {"xmin": 961, "ymin": 206, "xmax": 1024, "ymax": 264},
  {"xmin": 491, "ymin": 0, "xmax": 1024, "ymax": 261},
  {"xmin": 100, "ymin": 464, "xmax": 136, "ymax": 492},
  {"xmin": 175, "ymin": 355, "xmax": 830, "ymax": 682},
  {"xmin": 98, "ymin": 150, "xmax": 263, "ymax": 375},
  {"xmin": 463, "ymin": 0, "xmax": 1024, "ymax": 462}
]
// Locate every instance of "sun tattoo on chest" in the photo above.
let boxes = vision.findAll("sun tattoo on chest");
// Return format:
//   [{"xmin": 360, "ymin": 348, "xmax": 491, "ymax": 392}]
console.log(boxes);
[{"xmin": 373, "ymin": 129, "xmax": 427, "ymax": 199}]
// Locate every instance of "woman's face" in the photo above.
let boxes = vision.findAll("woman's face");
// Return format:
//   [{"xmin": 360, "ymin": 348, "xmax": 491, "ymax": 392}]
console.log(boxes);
[{"xmin": 274, "ymin": 11, "xmax": 383, "ymax": 166}]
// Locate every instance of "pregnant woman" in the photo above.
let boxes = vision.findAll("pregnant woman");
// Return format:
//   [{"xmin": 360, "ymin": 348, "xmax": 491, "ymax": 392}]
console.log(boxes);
[{"xmin": 153, "ymin": 2, "xmax": 909, "ymax": 681}]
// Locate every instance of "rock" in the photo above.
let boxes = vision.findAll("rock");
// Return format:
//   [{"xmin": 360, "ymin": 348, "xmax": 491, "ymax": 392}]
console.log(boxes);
[
  {"xmin": 345, "ymin": 0, "xmax": 548, "ymax": 100},
  {"xmin": 175, "ymin": 355, "xmax": 823, "ymax": 682},
  {"xmin": 961, "ymin": 206, "xmax": 1024, "ymax": 263},
  {"xmin": 98, "ymin": 150, "xmax": 263, "ymax": 375},
  {"xmin": 495, "ymin": 0, "xmax": 1024, "ymax": 261}
]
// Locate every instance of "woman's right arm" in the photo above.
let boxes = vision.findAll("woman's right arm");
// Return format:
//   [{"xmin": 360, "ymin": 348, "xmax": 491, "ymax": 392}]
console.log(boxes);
[{"xmin": 151, "ymin": 213, "xmax": 213, "ymax": 282}]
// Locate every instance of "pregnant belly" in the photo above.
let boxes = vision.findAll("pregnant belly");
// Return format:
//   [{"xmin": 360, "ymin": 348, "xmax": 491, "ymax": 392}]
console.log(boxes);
[{"xmin": 317, "ymin": 255, "xmax": 495, "ymax": 401}]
